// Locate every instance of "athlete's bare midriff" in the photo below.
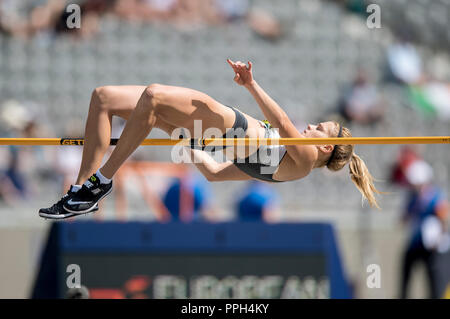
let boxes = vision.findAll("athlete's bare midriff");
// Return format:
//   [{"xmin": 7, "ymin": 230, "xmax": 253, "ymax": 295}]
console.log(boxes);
[{"xmin": 223, "ymin": 109, "xmax": 310, "ymax": 182}]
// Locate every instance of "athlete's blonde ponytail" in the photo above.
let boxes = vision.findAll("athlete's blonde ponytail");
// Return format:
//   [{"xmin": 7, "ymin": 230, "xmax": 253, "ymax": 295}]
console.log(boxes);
[
  {"xmin": 349, "ymin": 152, "xmax": 382, "ymax": 209},
  {"xmin": 324, "ymin": 122, "xmax": 382, "ymax": 209}
]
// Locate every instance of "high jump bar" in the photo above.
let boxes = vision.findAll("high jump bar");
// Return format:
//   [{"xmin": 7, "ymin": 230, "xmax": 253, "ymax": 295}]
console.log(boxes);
[{"xmin": 0, "ymin": 137, "xmax": 449, "ymax": 146}]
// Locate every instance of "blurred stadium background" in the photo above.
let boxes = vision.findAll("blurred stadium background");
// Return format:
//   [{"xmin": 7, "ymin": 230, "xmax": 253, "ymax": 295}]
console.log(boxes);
[{"xmin": 0, "ymin": 0, "xmax": 449, "ymax": 298}]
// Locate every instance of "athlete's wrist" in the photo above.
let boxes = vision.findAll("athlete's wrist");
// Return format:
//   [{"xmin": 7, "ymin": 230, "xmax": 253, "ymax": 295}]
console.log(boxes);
[{"xmin": 244, "ymin": 80, "xmax": 257, "ymax": 89}]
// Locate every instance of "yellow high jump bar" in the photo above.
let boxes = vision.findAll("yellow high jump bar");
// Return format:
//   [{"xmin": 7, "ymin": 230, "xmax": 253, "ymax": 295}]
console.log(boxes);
[{"xmin": 0, "ymin": 137, "xmax": 449, "ymax": 146}]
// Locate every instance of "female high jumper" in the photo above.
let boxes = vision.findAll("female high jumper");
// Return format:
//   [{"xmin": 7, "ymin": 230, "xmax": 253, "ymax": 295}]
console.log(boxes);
[{"xmin": 39, "ymin": 59, "xmax": 381, "ymax": 219}]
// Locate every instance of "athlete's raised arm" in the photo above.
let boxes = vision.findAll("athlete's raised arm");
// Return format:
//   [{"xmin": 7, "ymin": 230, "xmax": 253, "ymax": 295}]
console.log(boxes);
[{"xmin": 227, "ymin": 59, "xmax": 316, "ymax": 171}]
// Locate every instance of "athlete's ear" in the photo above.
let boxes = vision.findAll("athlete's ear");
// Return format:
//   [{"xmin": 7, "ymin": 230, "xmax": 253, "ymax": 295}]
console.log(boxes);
[{"xmin": 319, "ymin": 144, "xmax": 333, "ymax": 154}]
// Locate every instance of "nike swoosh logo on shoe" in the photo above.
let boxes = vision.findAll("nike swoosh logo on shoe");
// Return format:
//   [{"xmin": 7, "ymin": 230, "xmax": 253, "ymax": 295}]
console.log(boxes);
[
  {"xmin": 64, "ymin": 187, "xmax": 112, "ymax": 214},
  {"xmin": 67, "ymin": 199, "xmax": 91, "ymax": 205}
]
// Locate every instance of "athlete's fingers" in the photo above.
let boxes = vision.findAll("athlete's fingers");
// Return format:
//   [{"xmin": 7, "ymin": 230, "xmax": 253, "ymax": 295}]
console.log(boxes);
[
  {"xmin": 247, "ymin": 61, "xmax": 252, "ymax": 71},
  {"xmin": 227, "ymin": 59, "xmax": 240, "ymax": 73},
  {"xmin": 227, "ymin": 59, "xmax": 237, "ymax": 71}
]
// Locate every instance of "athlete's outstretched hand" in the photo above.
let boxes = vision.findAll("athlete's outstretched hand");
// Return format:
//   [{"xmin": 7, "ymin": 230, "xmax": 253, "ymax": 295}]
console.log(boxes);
[{"xmin": 227, "ymin": 59, "xmax": 254, "ymax": 87}]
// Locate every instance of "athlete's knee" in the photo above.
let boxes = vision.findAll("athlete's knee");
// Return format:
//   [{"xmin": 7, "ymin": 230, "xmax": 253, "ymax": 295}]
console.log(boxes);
[
  {"xmin": 144, "ymin": 83, "xmax": 166, "ymax": 112},
  {"xmin": 91, "ymin": 86, "xmax": 114, "ymax": 112}
]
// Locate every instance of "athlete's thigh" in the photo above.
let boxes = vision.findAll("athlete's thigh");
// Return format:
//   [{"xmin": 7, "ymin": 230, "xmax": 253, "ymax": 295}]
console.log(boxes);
[
  {"xmin": 100, "ymin": 85, "xmax": 146, "ymax": 119},
  {"xmin": 152, "ymin": 85, "xmax": 237, "ymax": 136}
]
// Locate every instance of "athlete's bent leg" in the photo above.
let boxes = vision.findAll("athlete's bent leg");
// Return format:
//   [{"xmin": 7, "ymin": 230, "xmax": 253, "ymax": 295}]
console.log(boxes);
[
  {"xmin": 39, "ymin": 85, "xmax": 145, "ymax": 219},
  {"xmin": 63, "ymin": 85, "xmax": 162, "ymax": 214},
  {"xmin": 75, "ymin": 85, "xmax": 146, "ymax": 184},
  {"xmin": 99, "ymin": 85, "xmax": 159, "ymax": 179}
]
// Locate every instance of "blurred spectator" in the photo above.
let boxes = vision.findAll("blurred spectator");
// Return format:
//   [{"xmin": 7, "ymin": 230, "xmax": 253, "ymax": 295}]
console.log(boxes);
[
  {"xmin": 171, "ymin": 0, "xmax": 222, "ymax": 29},
  {"xmin": 234, "ymin": 180, "xmax": 281, "ymax": 223},
  {"xmin": 112, "ymin": 0, "xmax": 223, "ymax": 29},
  {"xmin": 399, "ymin": 160, "xmax": 450, "ymax": 299},
  {"xmin": 0, "ymin": 0, "xmax": 29, "ymax": 37},
  {"xmin": 30, "ymin": 0, "xmax": 66, "ymax": 37},
  {"xmin": 384, "ymin": 32, "xmax": 450, "ymax": 121},
  {"xmin": 337, "ymin": 69, "xmax": 385, "ymax": 126},
  {"xmin": 0, "ymin": 0, "xmax": 66, "ymax": 39},
  {"xmin": 385, "ymin": 39, "xmax": 423, "ymax": 85},
  {"xmin": 0, "ymin": 0, "xmax": 112, "ymax": 40},
  {"xmin": 246, "ymin": 7, "xmax": 283, "ymax": 42},
  {"xmin": 0, "ymin": 100, "xmax": 31, "ymax": 203},
  {"xmin": 0, "ymin": 144, "xmax": 27, "ymax": 204},
  {"xmin": 389, "ymin": 146, "xmax": 422, "ymax": 188},
  {"xmin": 0, "ymin": 100, "xmax": 51, "ymax": 204},
  {"xmin": 162, "ymin": 171, "xmax": 217, "ymax": 222},
  {"xmin": 215, "ymin": 0, "xmax": 283, "ymax": 41},
  {"xmin": 215, "ymin": 0, "xmax": 249, "ymax": 22},
  {"xmin": 1, "ymin": 0, "xmax": 283, "ymax": 41},
  {"xmin": 113, "ymin": 0, "xmax": 178, "ymax": 23},
  {"xmin": 408, "ymin": 80, "xmax": 450, "ymax": 121}
]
